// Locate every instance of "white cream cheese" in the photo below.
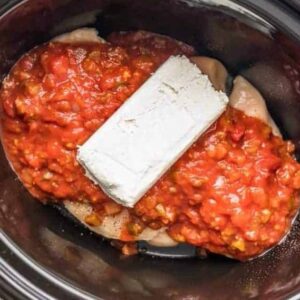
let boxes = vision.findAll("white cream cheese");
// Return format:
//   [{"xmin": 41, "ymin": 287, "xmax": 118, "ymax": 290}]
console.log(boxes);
[{"xmin": 77, "ymin": 55, "xmax": 229, "ymax": 207}]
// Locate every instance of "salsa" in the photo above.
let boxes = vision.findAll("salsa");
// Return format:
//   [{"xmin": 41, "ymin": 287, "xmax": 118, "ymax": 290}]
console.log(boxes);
[
  {"xmin": 135, "ymin": 108, "xmax": 300, "ymax": 259},
  {"xmin": 1, "ymin": 31, "xmax": 300, "ymax": 260}
]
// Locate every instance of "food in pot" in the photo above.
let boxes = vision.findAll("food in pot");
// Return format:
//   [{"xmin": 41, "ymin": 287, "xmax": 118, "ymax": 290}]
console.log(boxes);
[
  {"xmin": 1, "ymin": 28, "xmax": 300, "ymax": 260},
  {"xmin": 77, "ymin": 55, "xmax": 229, "ymax": 208}
]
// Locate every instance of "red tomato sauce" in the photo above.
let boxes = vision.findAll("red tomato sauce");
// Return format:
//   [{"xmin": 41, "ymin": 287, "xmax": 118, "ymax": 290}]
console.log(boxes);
[
  {"xmin": 135, "ymin": 108, "xmax": 300, "ymax": 259},
  {"xmin": 1, "ymin": 31, "xmax": 300, "ymax": 260}
]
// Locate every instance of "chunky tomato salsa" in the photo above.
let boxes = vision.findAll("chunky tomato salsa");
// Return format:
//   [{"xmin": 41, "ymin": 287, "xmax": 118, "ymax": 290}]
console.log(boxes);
[{"xmin": 1, "ymin": 31, "xmax": 300, "ymax": 260}]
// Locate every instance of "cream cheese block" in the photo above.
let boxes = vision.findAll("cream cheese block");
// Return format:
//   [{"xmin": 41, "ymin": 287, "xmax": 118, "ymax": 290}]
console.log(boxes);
[{"xmin": 77, "ymin": 55, "xmax": 229, "ymax": 207}]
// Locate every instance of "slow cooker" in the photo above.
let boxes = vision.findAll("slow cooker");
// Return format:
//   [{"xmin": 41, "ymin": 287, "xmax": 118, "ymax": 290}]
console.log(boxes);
[{"xmin": 1, "ymin": 0, "xmax": 300, "ymax": 299}]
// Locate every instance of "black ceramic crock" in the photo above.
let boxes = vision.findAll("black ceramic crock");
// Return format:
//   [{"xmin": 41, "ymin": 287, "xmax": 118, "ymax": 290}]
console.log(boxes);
[{"xmin": 1, "ymin": 0, "xmax": 300, "ymax": 299}]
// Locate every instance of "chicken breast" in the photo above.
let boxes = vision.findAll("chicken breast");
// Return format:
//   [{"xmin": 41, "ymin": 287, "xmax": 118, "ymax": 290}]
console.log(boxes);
[
  {"xmin": 190, "ymin": 56, "xmax": 228, "ymax": 92},
  {"xmin": 55, "ymin": 28, "xmax": 178, "ymax": 247},
  {"xmin": 52, "ymin": 28, "xmax": 106, "ymax": 44},
  {"xmin": 229, "ymin": 76, "xmax": 281, "ymax": 137},
  {"xmin": 57, "ymin": 29, "xmax": 282, "ymax": 248}
]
